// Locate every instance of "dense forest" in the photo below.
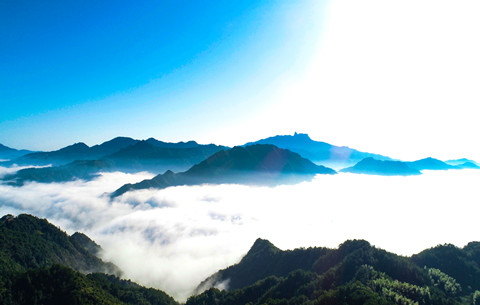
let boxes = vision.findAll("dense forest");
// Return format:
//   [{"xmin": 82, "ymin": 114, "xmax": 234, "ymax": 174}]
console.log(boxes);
[{"xmin": 1, "ymin": 214, "xmax": 480, "ymax": 305}]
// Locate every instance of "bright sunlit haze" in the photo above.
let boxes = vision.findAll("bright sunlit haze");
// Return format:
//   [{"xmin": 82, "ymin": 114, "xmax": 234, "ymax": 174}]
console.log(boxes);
[{"xmin": 1, "ymin": 1, "xmax": 479, "ymax": 161}]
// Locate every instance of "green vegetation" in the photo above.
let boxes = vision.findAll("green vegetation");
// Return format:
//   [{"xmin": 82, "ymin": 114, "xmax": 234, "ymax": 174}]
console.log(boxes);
[
  {"xmin": 2, "ymin": 213, "xmax": 480, "ymax": 305},
  {"xmin": 189, "ymin": 240, "xmax": 480, "ymax": 305},
  {"xmin": 0, "ymin": 214, "xmax": 177, "ymax": 305}
]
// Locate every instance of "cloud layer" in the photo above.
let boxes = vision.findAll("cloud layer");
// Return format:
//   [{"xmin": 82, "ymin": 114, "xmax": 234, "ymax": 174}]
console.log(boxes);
[{"xmin": 1, "ymin": 168, "xmax": 479, "ymax": 301}]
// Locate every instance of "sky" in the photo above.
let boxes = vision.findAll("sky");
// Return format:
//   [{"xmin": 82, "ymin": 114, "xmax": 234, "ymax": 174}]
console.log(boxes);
[{"xmin": 1, "ymin": 0, "xmax": 480, "ymax": 161}]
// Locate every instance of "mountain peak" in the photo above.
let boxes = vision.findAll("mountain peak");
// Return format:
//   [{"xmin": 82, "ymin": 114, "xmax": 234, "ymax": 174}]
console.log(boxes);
[
  {"xmin": 58, "ymin": 142, "xmax": 90, "ymax": 153},
  {"xmin": 246, "ymin": 238, "xmax": 280, "ymax": 257},
  {"xmin": 293, "ymin": 132, "xmax": 311, "ymax": 140}
]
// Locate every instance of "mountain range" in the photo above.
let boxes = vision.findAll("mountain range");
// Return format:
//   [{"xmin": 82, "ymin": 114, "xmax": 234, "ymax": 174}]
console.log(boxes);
[
  {"xmin": 0, "ymin": 143, "xmax": 33, "ymax": 161},
  {"xmin": 245, "ymin": 132, "xmax": 392, "ymax": 168},
  {"xmin": 2, "ymin": 160, "xmax": 114, "ymax": 186},
  {"xmin": 341, "ymin": 157, "xmax": 479, "ymax": 176},
  {"xmin": 112, "ymin": 144, "xmax": 336, "ymax": 197},
  {"xmin": 3, "ymin": 212, "xmax": 479, "ymax": 304},
  {"xmin": 2, "ymin": 137, "xmax": 227, "ymax": 170},
  {"xmin": 0, "ymin": 214, "xmax": 177, "ymax": 305},
  {"xmin": 189, "ymin": 238, "xmax": 480, "ymax": 305},
  {"xmin": 1, "ymin": 133, "xmax": 478, "ymax": 186}
]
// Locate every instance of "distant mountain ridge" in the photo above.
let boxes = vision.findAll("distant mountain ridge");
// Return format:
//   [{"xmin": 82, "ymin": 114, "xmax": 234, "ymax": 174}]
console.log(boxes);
[
  {"xmin": 340, "ymin": 156, "xmax": 479, "ymax": 176},
  {"xmin": 105, "ymin": 140, "xmax": 228, "ymax": 173},
  {"xmin": 0, "ymin": 143, "xmax": 34, "ymax": 160},
  {"xmin": 406, "ymin": 157, "xmax": 456, "ymax": 171},
  {"xmin": 340, "ymin": 157, "xmax": 422, "ymax": 176},
  {"xmin": 112, "ymin": 144, "xmax": 336, "ymax": 197},
  {"xmin": 2, "ymin": 160, "xmax": 114, "ymax": 186},
  {"xmin": 245, "ymin": 132, "xmax": 392, "ymax": 167}
]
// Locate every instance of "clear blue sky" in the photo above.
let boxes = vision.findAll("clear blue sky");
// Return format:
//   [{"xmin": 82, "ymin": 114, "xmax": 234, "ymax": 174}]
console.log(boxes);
[
  {"xmin": 1, "ymin": 0, "xmax": 326, "ymax": 150},
  {"xmin": 1, "ymin": 1, "xmax": 479, "ymax": 161}
]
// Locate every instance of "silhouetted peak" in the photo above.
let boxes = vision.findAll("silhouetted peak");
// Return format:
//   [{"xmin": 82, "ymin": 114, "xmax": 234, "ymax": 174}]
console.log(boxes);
[
  {"xmin": 293, "ymin": 132, "xmax": 311, "ymax": 140},
  {"xmin": 58, "ymin": 142, "xmax": 90, "ymax": 153},
  {"xmin": 163, "ymin": 170, "xmax": 175, "ymax": 176},
  {"xmin": 0, "ymin": 214, "xmax": 15, "ymax": 223},
  {"xmin": 0, "ymin": 143, "xmax": 15, "ymax": 151},
  {"xmin": 338, "ymin": 239, "xmax": 371, "ymax": 254},
  {"xmin": 246, "ymin": 238, "xmax": 280, "ymax": 258}
]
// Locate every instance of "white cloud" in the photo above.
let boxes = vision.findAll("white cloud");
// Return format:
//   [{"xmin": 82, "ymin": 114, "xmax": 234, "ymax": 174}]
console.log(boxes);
[{"xmin": 1, "ymin": 169, "xmax": 479, "ymax": 301}]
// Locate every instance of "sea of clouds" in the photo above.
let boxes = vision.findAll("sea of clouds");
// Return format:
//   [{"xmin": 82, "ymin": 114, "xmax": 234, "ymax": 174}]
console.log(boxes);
[{"xmin": 0, "ymin": 168, "xmax": 479, "ymax": 301}]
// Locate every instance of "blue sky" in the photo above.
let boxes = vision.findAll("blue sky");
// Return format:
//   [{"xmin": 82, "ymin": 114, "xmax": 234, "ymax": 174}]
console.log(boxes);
[
  {"xmin": 1, "ymin": 0, "xmax": 325, "ymax": 149},
  {"xmin": 1, "ymin": 0, "xmax": 480, "ymax": 161}
]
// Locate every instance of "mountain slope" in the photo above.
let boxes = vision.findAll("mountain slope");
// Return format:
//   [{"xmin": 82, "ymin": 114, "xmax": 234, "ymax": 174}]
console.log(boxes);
[
  {"xmin": 0, "ymin": 214, "xmax": 119, "ymax": 276},
  {"xmin": 0, "ymin": 143, "xmax": 34, "ymax": 161},
  {"xmin": 445, "ymin": 158, "xmax": 480, "ymax": 167},
  {"xmin": 0, "ymin": 214, "xmax": 178, "ymax": 305},
  {"xmin": 2, "ymin": 160, "xmax": 113, "ymax": 186},
  {"xmin": 245, "ymin": 132, "xmax": 391, "ymax": 167},
  {"xmin": 104, "ymin": 140, "xmax": 228, "ymax": 173},
  {"xmin": 112, "ymin": 144, "xmax": 336, "ymax": 197},
  {"xmin": 340, "ymin": 157, "xmax": 422, "ymax": 176},
  {"xmin": 9, "ymin": 137, "xmax": 139, "ymax": 166},
  {"xmin": 189, "ymin": 238, "xmax": 477, "ymax": 305},
  {"xmin": 195, "ymin": 238, "xmax": 329, "ymax": 293},
  {"xmin": 406, "ymin": 157, "xmax": 456, "ymax": 171}
]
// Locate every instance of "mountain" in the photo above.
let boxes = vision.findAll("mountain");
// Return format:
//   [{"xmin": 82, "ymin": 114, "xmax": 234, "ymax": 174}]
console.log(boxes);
[
  {"xmin": 104, "ymin": 140, "xmax": 228, "ymax": 173},
  {"xmin": 0, "ymin": 143, "xmax": 34, "ymax": 161},
  {"xmin": 244, "ymin": 132, "xmax": 391, "ymax": 168},
  {"xmin": 0, "ymin": 214, "xmax": 177, "ymax": 305},
  {"xmin": 145, "ymin": 138, "xmax": 201, "ymax": 149},
  {"xmin": 411, "ymin": 242, "xmax": 480, "ymax": 293},
  {"xmin": 2, "ymin": 160, "xmax": 113, "ymax": 186},
  {"xmin": 406, "ymin": 157, "xmax": 456, "ymax": 171},
  {"xmin": 112, "ymin": 144, "xmax": 336, "ymax": 197},
  {"xmin": 189, "ymin": 238, "xmax": 479, "ymax": 305},
  {"xmin": 195, "ymin": 238, "xmax": 329, "ymax": 293},
  {"xmin": 0, "ymin": 214, "xmax": 119, "ymax": 276},
  {"xmin": 340, "ymin": 157, "xmax": 422, "ymax": 176},
  {"xmin": 445, "ymin": 158, "xmax": 480, "ymax": 167},
  {"xmin": 8, "ymin": 137, "xmax": 139, "ymax": 166},
  {"xmin": 455, "ymin": 161, "xmax": 480, "ymax": 169}
]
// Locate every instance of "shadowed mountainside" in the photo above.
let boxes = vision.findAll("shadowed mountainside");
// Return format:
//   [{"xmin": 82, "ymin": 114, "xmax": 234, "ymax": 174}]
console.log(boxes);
[
  {"xmin": 112, "ymin": 144, "xmax": 336, "ymax": 197},
  {"xmin": 189, "ymin": 238, "xmax": 480, "ymax": 305},
  {"xmin": 2, "ymin": 160, "xmax": 114, "ymax": 186},
  {"xmin": 0, "ymin": 214, "xmax": 119, "ymax": 276},
  {"xmin": 104, "ymin": 140, "xmax": 228, "ymax": 173},
  {"xmin": 0, "ymin": 143, "xmax": 34, "ymax": 161},
  {"xmin": 0, "ymin": 214, "xmax": 177, "ymax": 305}
]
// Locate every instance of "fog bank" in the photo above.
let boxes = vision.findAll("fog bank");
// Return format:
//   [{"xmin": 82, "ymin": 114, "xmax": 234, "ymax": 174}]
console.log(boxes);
[{"xmin": 0, "ymin": 168, "xmax": 478, "ymax": 301}]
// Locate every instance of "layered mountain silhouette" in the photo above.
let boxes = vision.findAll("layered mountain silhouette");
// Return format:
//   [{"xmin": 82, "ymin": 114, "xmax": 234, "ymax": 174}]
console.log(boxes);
[
  {"xmin": 245, "ymin": 132, "xmax": 391, "ymax": 168},
  {"xmin": 7, "ymin": 137, "xmax": 138, "ymax": 166},
  {"xmin": 190, "ymin": 237, "xmax": 480, "ymax": 305},
  {"xmin": 2, "ymin": 160, "xmax": 113, "ymax": 186},
  {"xmin": 0, "ymin": 143, "xmax": 33, "ymax": 160},
  {"xmin": 112, "ymin": 144, "xmax": 336, "ymax": 197},
  {"xmin": 340, "ymin": 157, "xmax": 422, "ymax": 176},
  {"xmin": 406, "ymin": 157, "xmax": 456, "ymax": 171},
  {"xmin": 340, "ymin": 156, "xmax": 478, "ymax": 176},
  {"xmin": 104, "ymin": 140, "xmax": 227, "ymax": 173},
  {"xmin": 446, "ymin": 158, "xmax": 480, "ymax": 168}
]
